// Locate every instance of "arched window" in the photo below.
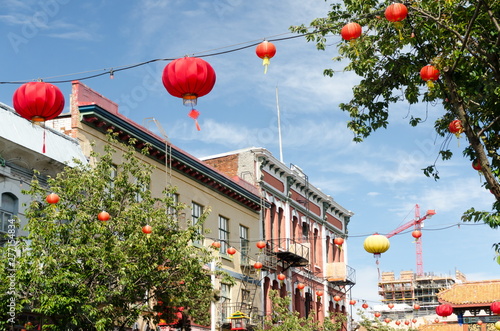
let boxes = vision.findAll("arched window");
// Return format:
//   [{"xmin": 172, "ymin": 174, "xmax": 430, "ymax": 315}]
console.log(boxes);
[{"xmin": 1, "ymin": 193, "xmax": 18, "ymax": 234}]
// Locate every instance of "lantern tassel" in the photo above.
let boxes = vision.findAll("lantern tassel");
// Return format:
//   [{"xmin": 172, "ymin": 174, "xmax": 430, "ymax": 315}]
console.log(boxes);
[
  {"xmin": 194, "ymin": 119, "xmax": 201, "ymax": 131},
  {"xmin": 188, "ymin": 109, "xmax": 201, "ymax": 131},
  {"xmin": 262, "ymin": 57, "xmax": 270, "ymax": 74},
  {"xmin": 427, "ymin": 80, "xmax": 435, "ymax": 89}
]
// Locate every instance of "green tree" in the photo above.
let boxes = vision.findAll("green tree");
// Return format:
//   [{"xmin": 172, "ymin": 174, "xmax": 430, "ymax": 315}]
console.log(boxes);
[
  {"xmin": 256, "ymin": 290, "xmax": 346, "ymax": 331},
  {"xmin": 356, "ymin": 310, "xmax": 415, "ymax": 331},
  {"xmin": 0, "ymin": 138, "xmax": 219, "ymax": 330},
  {"xmin": 291, "ymin": 0, "xmax": 500, "ymax": 253}
]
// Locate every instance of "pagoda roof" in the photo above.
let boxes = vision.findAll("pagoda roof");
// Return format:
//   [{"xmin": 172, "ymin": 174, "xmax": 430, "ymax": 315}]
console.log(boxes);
[{"xmin": 437, "ymin": 279, "xmax": 500, "ymax": 308}]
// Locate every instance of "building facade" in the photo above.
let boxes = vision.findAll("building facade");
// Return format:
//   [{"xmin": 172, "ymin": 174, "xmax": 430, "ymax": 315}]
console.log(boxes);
[{"xmin": 202, "ymin": 148, "xmax": 355, "ymax": 323}]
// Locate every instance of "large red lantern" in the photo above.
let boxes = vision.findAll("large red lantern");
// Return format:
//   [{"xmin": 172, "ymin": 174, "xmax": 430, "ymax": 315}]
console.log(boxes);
[
  {"xmin": 334, "ymin": 237, "xmax": 344, "ymax": 246},
  {"xmin": 420, "ymin": 65, "xmax": 440, "ymax": 88},
  {"xmin": 255, "ymin": 41, "xmax": 276, "ymax": 74},
  {"xmin": 385, "ymin": 3, "xmax": 408, "ymax": 22},
  {"xmin": 13, "ymin": 81, "xmax": 65, "ymax": 153},
  {"xmin": 436, "ymin": 304, "xmax": 453, "ymax": 317},
  {"xmin": 491, "ymin": 301, "xmax": 500, "ymax": 314},
  {"xmin": 13, "ymin": 82, "xmax": 65, "ymax": 122},
  {"xmin": 411, "ymin": 230, "xmax": 422, "ymax": 239},
  {"xmin": 162, "ymin": 57, "xmax": 216, "ymax": 130}
]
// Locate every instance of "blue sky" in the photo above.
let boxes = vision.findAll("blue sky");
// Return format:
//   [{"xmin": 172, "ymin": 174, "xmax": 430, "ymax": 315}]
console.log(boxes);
[{"xmin": 1, "ymin": 0, "xmax": 498, "ymax": 305}]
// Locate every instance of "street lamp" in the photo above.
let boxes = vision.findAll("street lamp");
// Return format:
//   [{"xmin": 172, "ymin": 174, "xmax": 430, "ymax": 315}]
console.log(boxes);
[{"xmin": 228, "ymin": 311, "xmax": 249, "ymax": 331}]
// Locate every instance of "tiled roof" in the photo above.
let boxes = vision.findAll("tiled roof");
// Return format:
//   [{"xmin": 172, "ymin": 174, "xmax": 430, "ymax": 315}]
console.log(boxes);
[
  {"xmin": 437, "ymin": 280, "xmax": 500, "ymax": 305},
  {"xmin": 420, "ymin": 322, "xmax": 462, "ymax": 331}
]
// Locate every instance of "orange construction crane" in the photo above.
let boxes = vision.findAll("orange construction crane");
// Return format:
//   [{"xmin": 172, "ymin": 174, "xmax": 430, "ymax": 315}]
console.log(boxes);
[{"xmin": 385, "ymin": 204, "xmax": 436, "ymax": 277}]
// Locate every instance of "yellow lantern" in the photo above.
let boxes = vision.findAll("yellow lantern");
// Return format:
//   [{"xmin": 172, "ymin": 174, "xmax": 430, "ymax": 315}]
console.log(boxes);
[
  {"xmin": 494, "ymin": 321, "xmax": 500, "ymax": 330},
  {"xmin": 364, "ymin": 233, "xmax": 390, "ymax": 258}
]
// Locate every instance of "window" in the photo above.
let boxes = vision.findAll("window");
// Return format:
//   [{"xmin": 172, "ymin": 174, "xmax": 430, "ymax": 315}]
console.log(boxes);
[
  {"xmin": 1, "ymin": 193, "xmax": 17, "ymax": 234},
  {"xmin": 167, "ymin": 193, "xmax": 179, "ymax": 223},
  {"xmin": 241, "ymin": 289, "xmax": 251, "ymax": 304},
  {"xmin": 218, "ymin": 215, "xmax": 229, "ymax": 253},
  {"xmin": 134, "ymin": 177, "xmax": 149, "ymax": 202},
  {"xmin": 192, "ymin": 202, "xmax": 203, "ymax": 244},
  {"xmin": 302, "ymin": 222, "xmax": 309, "ymax": 240},
  {"xmin": 239, "ymin": 225, "xmax": 249, "ymax": 265}
]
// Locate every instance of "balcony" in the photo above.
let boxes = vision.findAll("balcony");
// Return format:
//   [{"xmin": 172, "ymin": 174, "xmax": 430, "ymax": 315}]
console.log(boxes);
[
  {"xmin": 262, "ymin": 238, "xmax": 310, "ymax": 269},
  {"xmin": 219, "ymin": 302, "xmax": 263, "ymax": 329},
  {"xmin": 326, "ymin": 262, "xmax": 356, "ymax": 288}
]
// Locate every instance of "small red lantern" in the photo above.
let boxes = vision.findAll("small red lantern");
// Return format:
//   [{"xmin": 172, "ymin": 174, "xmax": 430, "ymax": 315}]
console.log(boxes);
[
  {"xmin": 491, "ymin": 302, "xmax": 500, "ymax": 314},
  {"xmin": 411, "ymin": 230, "xmax": 421, "ymax": 239},
  {"xmin": 472, "ymin": 160, "xmax": 482, "ymax": 171},
  {"xmin": 395, "ymin": 320, "xmax": 401, "ymax": 326},
  {"xmin": 255, "ymin": 41, "xmax": 276, "ymax": 74},
  {"xmin": 388, "ymin": 303, "xmax": 394, "ymax": 309},
  {"xmin": 13, "ymin": 82, "xmax": 65, "ymax": 122},
  {"xmin": 412, "ymin": 318, "xmax": 417, "ymax": 323},
  {"xmin": 256, "ymin": 241, "xmax": 266, "ymax": 250},
  {"xmin": 277, "ymin": 273, "xmax": 286, "ymax": 281},
  {"xmin": 448, "ymin": 119, "xmax": 464, "ymax": 138},
  {"xmin": 98, "ymin": 211, "xmax": 110, "ymax": 222},
  {"xmin": 334, "ymin": 237, "xmax": 344, "ymax": 246},
  {"xmin": 142, "ymin": 225, "xmax": 152, "ymax": 234},
  {"xmin": 420, "ymin": 65, "xmax": 440, "ymax": 88},
  {"xmin": 478, "ymin": 320, "xmax": 483, "ymax": 325},
  {"xmin": 333, "ymin": 295, "xmax": 342, "ymax": 302},
  {"xmin": 414, "ymin": 303, "xmax": 420, "ymax": 310},
  {"xmin": 162, "ymin": 57, "xmax": 216, "ymax": 130},
  {"xmin": 385, "ymin": 318, "xmax": 391, "ymax": 324},
  {"xmin": 227, "ymin": 247, "xmax": 237, "ymax": 255},
  {"xmin": 254, "ymin": 262, "xmax": 263, "ymax": 270},
  {"xmin": 434, "ymin": 318, "xmax": 440, "ymax": 323},
  {"xmin": 211, "ymin": 241, "xmax": 221, "ymax": 249},
  {"xmin": 297, "ymin": 283, "xmax": 305, "ymax": 290},
  {"xmin": 350, "ymin": 300, "xmax": 357, "ymax": 305},
  {"xmin": 341, "ymin": 22, "xmax": 362, "ymax": 41},
  {"xmin": 316, "ymin": 290, "xmax": 323, "ymax": 297},
  {"xmin": 362, "ymin": 303, "xmax": 369, "ymax": 309},
  {"xmin": 436, "ymin": 304, "xmax": 453, "ymax": 317},
  {"xmin": 385, "ymin": 3, "xmax": 408, "ymax": 22},
  {"xmin": 405, "ymin": 320, "xmax": 410, "ymax": 325},
  {"xmin": 374, "ymin": 312, "xmax": 381, "ymax": 318},
  {"xmin": 46, "ymin": 193, "xmax": 60, "ymax": 204}
]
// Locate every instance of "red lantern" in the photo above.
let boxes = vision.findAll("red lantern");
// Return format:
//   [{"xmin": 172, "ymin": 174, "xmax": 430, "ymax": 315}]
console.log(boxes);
[
  {"xmin": 341, "ymin": 22, "xmax": 362, "ymax": 41},
  {"xmin": 478, "ymin": 320, "xmax": 483, "ymax": 325},
  {"xmin": 13, "ymin": 82, "xmax": 65, "ymax": 122},
  {"xmin": 435, "ymin": 318, "xmax": 440, "ymax": 323},
  {"xmin": 254, "ymin": 262, "xmax": 263, "ymax": 270},
  {"xmin": 388, "ymin": 303, "xmax": 394, "ymax": 309},
  {"xmin": 162, "ymin": 57, "xmax": 216, "ymax": 129},
  {"xmin": 420, "ymin": 65, "xmax": 440, "ymax": 88},
  {"xmin": 412, "ymin": 318, "xmax": 417, "ymax": 323},
  {"xmin": 385, "ymin": 3, "xmax": 408, "ymax": 22},
  {"xmin": 46, "ymin": 193, "xmax": 60, "ymax": 204},
  {"xmin": 448, "ymin": 119, "xmax": 464, "ymax": 137},
  {"xmin": 211, "ymin": 241, "xmax": 221, "ymax": 249},
  {"xmin": 472, "ymin": 160, "xmax": 482, "ymax": 171},
  {"xmin": 98, "ymin": 211, "xmax": 110, "ymax": 222},
  {"xmin": 316, "ymin": 290, "xmax": 324, "ymax": 298},
  {"xmin": 333, "ymin": 295, "xmax": 342, "ymax": 302},
  {"xmin": 385, "ymin": 318, "xmax": 391, "ymax": 324},
  {"xmin": 362, "ymin": 303, "xmax": 369, "ymax": 309},
  {"xmin": 374, "ymin": 312, "xmax": 381, "ymax": 318},
  {"xmin": 277, "ymin": 273, "xmax": 286, "ymax": 281},
  {"xmin": 405, "ymin": 320, "xmax": 410, "ymax": 325},
  {"xmin": 491, "ymin": 302, "xmax": 500, "ymax": 314},
  {"xmin": 13, "ymin": 81, "xmax": 65, "ymax": 153},
  {"xmin": 411, "ymin": 230, "xmax": 421, "ymax": 239},
  {"xmin": 255, "ymin": 41, "xmax": 276, "ymax": 74},
  {"xmin": 142, "ymin": 225, "xmax": 152, "ymax": 234},
  {"xmin": 395, "ymin": 320, "xmax": 401, "ymax": 326},
  {"xmin": 350, "ymin": 300, "xmax": 356, "ymax": 305},
  {"xmin": 334, "ymin": 237, "xmax": 344, "ymax": 246},
  {"xmin": 227, "ymin": 247, "xmax": 237, "ymax": 255},
  {"xmin": 436, "ymin": 304, "xmax": 453, "ymax": 317},
  {"xmin": 297, "ymin": 283, "xmax": 305, "ymax": 290},
  {"xmin": 256, "ymin": 241, "xmax": 266, "ymax": 250},
  {"xmin": 414, "ymin": 304, "xmax": 420, "ymax": 310}
]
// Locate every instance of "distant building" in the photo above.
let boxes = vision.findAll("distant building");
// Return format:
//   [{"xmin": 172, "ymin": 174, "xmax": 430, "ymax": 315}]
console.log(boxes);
[
  {"xmin": 376, "ymin": 270, "xmax": 467, "ymax": 320},
  {"xmin": 202, "ymin": 148, "xmax": 355, "ymax": 323}
]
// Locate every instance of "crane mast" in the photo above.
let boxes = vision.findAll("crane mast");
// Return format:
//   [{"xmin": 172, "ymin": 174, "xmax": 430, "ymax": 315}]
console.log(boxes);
[{"xmin": 386, "ymin": 204, "xmax": 436, "ymax": 277}]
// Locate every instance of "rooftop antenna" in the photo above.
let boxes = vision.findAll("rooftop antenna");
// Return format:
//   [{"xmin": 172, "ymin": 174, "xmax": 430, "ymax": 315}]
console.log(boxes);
[{"xmin": 276, "ymin": 86, "xmax": 283, "ymax": 163}]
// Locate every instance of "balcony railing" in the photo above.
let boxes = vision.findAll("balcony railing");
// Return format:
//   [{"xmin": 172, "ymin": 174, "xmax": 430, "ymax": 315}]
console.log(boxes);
[{"xmin": 261, "ymin": 238, "xmax": 310, "ymax": 269}]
